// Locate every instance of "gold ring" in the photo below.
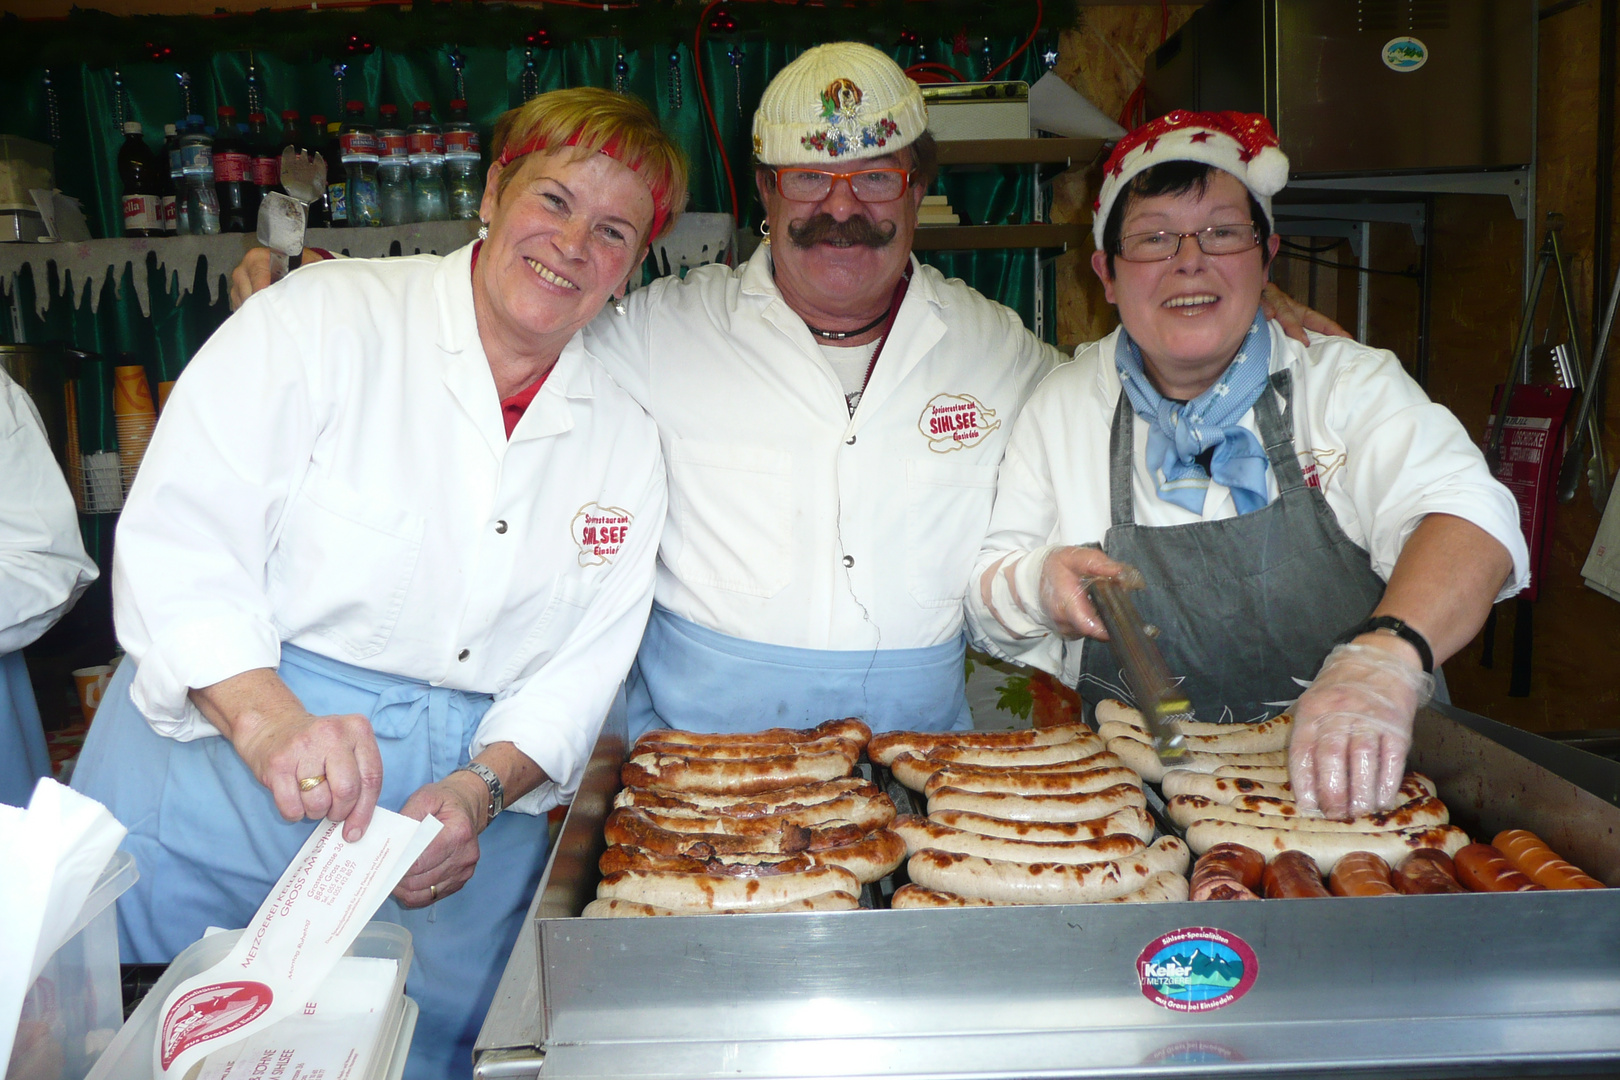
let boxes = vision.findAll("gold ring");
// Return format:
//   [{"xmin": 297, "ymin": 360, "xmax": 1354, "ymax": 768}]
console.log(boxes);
[
  {"xmin": 297, "ymin": 775, "xmax": 326, "ymax": 792},
  {"xmin": 429, "ymin": 883, "xmax": 437, "ymax": 901}
]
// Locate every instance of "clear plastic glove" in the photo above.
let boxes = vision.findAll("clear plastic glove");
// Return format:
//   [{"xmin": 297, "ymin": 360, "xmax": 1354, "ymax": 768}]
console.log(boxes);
[
  {"xmin": 1288, "ymin": 642, "xmax": 1435, "ymax": 819},
  {"xmin": 981, "ymin": 544, "xmax": 1137, "ymax": 640}
]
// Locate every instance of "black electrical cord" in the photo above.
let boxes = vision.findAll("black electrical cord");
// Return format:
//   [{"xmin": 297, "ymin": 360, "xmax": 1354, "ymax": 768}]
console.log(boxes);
[
  {"xmin": 1272, "ymin": 251, "xmax": 1420, "ymax": 279},
  {"xmin": 1280, "ymin": 237, "xmax": 1348, "ymax": 254}
]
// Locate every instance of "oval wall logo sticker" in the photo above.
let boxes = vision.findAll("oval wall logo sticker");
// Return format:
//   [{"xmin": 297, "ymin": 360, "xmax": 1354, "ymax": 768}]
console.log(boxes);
[
  {"xmin": 1136, "ymin": 927, "xmax": 1258, "ymax": 1013},
  {"xmin": 1382, "ymin": 36, "xmax": 1429, "ymax": 71}
]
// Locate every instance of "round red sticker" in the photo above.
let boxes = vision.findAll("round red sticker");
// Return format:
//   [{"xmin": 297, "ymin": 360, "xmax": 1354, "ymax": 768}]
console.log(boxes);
[{"xmin": 1135, "ymin": 926, "xmax": 1258, "ymax": 1013}]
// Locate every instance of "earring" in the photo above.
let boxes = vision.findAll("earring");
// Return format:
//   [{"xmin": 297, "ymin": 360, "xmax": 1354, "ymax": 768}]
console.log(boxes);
[
  {"xmin": 477, "ymin": 221, "xmax": 489, "ymax": 241},
  {"xmin": 758, "ymin": 220, "xmax": 770, "ymax": 238},
  {"xmin": 613, "ymin": 295, "xmax": 628, "ymax": 316}
]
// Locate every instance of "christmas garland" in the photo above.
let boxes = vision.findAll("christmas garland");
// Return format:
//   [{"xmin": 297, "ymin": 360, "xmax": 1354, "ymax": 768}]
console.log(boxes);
[{"xmin": 1, "ymin": 0, "xmax": 1079, "ymax": 69}]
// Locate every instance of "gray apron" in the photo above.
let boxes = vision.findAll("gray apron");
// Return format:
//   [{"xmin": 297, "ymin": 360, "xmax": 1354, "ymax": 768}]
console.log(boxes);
[{"xmin": 1077, "ymin": 370, "xmax": 1388, "ymax": 723}]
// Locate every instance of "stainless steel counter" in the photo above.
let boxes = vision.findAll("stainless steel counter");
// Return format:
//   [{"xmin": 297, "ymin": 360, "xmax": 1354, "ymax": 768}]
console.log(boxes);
[{"xmin": 473, "ymin": 703, "xmax": 1620, "ymax": 1079}]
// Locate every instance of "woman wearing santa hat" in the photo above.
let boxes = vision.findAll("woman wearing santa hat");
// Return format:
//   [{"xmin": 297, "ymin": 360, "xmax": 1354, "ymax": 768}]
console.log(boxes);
[{"xmin": 966, "ymin": 110, "xmax": 1528, "ymax": 820}]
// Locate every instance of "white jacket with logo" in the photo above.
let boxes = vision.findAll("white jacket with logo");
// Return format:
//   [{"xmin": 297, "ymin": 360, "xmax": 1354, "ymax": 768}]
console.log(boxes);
[
  {"xmin": 113, "ymin": 243, "xmax": 666, "ymax": 812},
  {"xmin": 967, "ymin": 322, "xmax": 1530, "ymax": 681},
  {"xmin": 584, "ymin": 244, "xmax": 1063, "ymax": 652}
]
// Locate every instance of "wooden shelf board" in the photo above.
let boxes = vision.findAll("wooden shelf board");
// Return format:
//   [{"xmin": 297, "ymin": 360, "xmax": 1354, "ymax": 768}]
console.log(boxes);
[
  {"xmin": 934, "ymin": 138, "xmax": 1108, "ymax": 167},
  {"xmin": 911, "ymin": 223, "xmax": 1087, "ymax": 252}
]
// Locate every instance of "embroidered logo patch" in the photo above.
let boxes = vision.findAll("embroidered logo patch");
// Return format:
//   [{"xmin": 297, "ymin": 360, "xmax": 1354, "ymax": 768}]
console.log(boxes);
[
  {"xmin": 1297, "ymin": 446, "xmax": 1347, "ymax": 490},
  {"xmin": 800, "ymin": 78, "xmax": 901, "ymax": 158},
  {"xmin": 919, "ymin": 393, "xmax": 1001, "ymax": 452},
  {"xmin": 572, "ymin": 503, "xmax": 634, "ymax": 567}
]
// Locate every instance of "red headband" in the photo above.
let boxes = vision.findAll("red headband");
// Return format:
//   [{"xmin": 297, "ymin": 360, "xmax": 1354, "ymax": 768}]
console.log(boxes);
[{"xmin": 499, "ymin": 131, "xmax": 672, "ymax": 240}]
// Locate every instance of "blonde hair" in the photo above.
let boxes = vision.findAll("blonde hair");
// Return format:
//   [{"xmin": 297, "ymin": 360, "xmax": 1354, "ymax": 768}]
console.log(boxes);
[{"xmin": 491, "ymin": 87, "xmax": 688, "ymax": 240}]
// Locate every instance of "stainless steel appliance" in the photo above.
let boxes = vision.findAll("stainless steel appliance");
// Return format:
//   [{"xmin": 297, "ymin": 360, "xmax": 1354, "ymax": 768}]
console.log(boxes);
[
  {"xmin": 1145, "ymin": 0, "xmax": 1534, "ymax": 177},
  {"xmin": 474, "ymin": 703, "xmax": 1620, "ymax": 1079}
]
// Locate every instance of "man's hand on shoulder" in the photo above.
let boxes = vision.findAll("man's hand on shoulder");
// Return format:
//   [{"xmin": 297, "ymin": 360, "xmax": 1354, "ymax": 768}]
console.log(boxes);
[
  {"xmin": 1261, "ymin": 282, "xmax": 1350, "ymax": 345},
  {"xmin": 229, "ymin": 246, "xmax": 329, "ymax": 310}
]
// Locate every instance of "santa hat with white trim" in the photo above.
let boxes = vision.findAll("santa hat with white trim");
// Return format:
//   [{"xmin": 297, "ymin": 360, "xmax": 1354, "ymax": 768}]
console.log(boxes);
[{"xmin": 1092, "ymin": 110, "xmax": 1290, "ymax": 249}]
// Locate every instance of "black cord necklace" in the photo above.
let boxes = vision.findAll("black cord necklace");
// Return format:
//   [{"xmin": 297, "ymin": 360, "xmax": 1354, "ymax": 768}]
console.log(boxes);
[{"xmin": 804, "ymin": 310, "xmax": 891, "ymax": 340}]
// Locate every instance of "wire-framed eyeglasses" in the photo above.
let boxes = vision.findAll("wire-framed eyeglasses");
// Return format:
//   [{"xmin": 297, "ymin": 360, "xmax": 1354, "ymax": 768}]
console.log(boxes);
[
  {"xmin": 1117, "ymin": 223, "xmax": 1261, "ymax": 263},
  {"xmin": 772, "ymin": 167, "xmax": 914, "ymax": 204}
]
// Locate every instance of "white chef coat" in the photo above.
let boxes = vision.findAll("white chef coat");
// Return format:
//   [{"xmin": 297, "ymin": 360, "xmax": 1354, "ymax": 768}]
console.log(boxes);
[
  {"xmin": 1, "ymin": 368, "xmax": 97, "ymax": 654},
  {"xmin": 113, "ymin": 243, "xmax": 666, "ymax": 812},
  {"xmin": 585, "ymin": 243, "xmax": 1063, "ymax": 652},
  {"xmin": 967, "ymin": 322, "xmax": 1530, "ymax": 681}
]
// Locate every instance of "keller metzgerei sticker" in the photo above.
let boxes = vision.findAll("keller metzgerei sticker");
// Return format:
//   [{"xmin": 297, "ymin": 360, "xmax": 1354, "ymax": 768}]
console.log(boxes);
[{"xmin": 1136, "ymin": 926, "xmax": 1258, "ymax": 1012}]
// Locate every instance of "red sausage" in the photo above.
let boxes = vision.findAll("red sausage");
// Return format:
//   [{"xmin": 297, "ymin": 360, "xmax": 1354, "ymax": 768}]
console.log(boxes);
[
  {"xmin": 1191, "ymin": 843, "xmax": 1265, "ymax": 901},
  {"xmin": 1263, "ymin": 850, "xmax": 1331, "ymax": 898},
  {"xmin": 1493, "ymin": 830, "xmax": 1604, "ymax": 890},
  {"xmin": 1452, "ymin": 843, "xmax": 1542, "ymax": 892},
  {"xmin": 1328, "ymin": 851, "xmax": 1398, "ymax": 897},
  {"xmin": 1393, "ymin": 849, "xmax": 1467, "ymax": 894}
]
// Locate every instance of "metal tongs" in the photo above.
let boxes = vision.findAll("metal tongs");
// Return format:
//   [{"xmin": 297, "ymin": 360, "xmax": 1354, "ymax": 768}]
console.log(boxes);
[
  {"xmin": 1088, "ymin": 573, "xmax": 1189, "ymax": 763},
  {"xmin": 256, "ymin": 147, "xmax": 327, "ymax": 285}
]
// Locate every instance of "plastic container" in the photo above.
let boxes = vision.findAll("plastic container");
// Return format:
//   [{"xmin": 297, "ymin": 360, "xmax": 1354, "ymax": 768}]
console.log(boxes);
[
  {"xmin": 84, "ymin": 921, "xmax": 416, "ymax": 1080},
  {"xmin": 7, "ymin": 850, "xmax": 138, "ymax": 1080}
]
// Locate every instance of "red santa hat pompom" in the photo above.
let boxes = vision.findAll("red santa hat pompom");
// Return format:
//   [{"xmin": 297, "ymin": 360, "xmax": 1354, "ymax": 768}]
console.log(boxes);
[{"xmin": 1092, "ymin": 110, "xmax": 1290, "ymax": 249}]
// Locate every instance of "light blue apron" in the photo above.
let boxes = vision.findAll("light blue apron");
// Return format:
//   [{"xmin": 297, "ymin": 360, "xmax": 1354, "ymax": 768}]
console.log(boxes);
[
  {"xmin": 1, "ymin": 650, "xmax": 51, "ymax": 807},
  {"xmin": 625, "ymin": 604, "xmax": 972, "ymax": 740},
  {"xmin": 71, "ymin": 645, "xmax": 550, "ymax": 1080}
]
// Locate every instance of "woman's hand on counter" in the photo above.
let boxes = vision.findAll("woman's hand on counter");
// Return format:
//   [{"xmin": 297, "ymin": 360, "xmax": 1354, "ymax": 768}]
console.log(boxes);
[
  {"xmin": 191, "ymin": 668, "xmax": 384, "ymax": 842},
  {"xmin": 393, "ymin": 774, "xmax": 487, "ymax": 908}
]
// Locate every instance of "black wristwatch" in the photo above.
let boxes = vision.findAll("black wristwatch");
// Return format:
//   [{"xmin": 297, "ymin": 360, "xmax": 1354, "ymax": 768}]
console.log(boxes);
[
  {"xmin": 1340, "ymin": 615, "xmax": 1434, "ymax": 673},
  {"xmin": 454, "ymin": 762, "xmax": 505, "ymax": 820}
]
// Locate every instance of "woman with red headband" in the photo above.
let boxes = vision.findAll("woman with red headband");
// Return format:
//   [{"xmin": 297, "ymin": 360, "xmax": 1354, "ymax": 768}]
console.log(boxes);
[
  {"xmin": 968, "ymin": 111, "xmax": 1526, "ymax": 820},
  {"xmin": 72, "ymin": 88, "xmax": 686, "ymax": 1078}
]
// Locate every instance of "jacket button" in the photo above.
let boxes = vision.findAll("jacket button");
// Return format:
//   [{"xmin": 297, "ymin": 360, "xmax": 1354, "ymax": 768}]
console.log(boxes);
[
  {"xmin": 495, "ymin": 520, "xmax": 508, "ymax": 534},
  {"xmin": 458, "ymin": 648, "xmax": 470, "ymax": 661},
  {"xmin": 845, "ymin": 435, "xmax": 856, "ymax": 445},
  {"xmin": 842, "ymin": 555, "xmax": 855, "ymax": 568}
]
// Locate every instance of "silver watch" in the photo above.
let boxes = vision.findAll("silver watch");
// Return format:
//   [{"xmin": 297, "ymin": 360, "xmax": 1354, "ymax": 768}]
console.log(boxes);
[{"xmin": 455, "ymin": 762, "xmax": 504, "ymax": 819}]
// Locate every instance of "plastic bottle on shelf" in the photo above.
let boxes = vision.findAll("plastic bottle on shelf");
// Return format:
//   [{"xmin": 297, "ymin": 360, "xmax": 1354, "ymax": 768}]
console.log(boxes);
[
  {"xmin": 442, "ymin": 99, "xmax": 482, "ymax": 221},
  {"xmin": 179, "ymin": 115, "xmax": 221, "ymax": 236},
  {"xmin": 376, "ymin": 103, "xmax": 411, "ymax": 227},
  {"xmin": 323, "ymin": 118, "xmax": 347, "ymax": 227},
  {"xmin": 305, "ymin": 115, "xmax": 330, "ymax": 226},
  {"xmin": 212, "ymin": 106, "xmax": 255, "ymax": 232},
  {"xmin": 248, "ymin": 111, "xmax": 279, "ymax": 206},
  {"xmin": 159, "ymin": 123, "xmax": 180, "ymax": 235},
  {"xmin": 116, "ymin": 121, "xmax": 162, "ymax": 238},
  {"xmin": 407, "ymin": 101, "xmax": 447, "ymax": 223},
  {"xmin": 340, "ymin": 100, "xmax": 380, "ymax": 227}
]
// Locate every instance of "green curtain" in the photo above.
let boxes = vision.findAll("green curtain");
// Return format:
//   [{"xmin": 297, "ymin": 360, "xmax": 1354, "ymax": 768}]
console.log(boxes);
[{"xmin": 0, "ymin": 36, "xmax": 1054, "ymax": 365}]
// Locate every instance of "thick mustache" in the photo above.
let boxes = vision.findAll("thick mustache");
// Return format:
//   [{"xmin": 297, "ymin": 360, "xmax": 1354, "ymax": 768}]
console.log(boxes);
[{"xmin": 786, "ymin": 214, "xmax": 897, "ymax": 249}]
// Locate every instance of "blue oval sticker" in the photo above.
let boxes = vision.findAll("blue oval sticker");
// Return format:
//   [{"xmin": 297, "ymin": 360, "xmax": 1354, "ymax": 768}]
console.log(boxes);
[
  {"xmin": 1136, "ymin": 926, "xmax": 1259, "ymax": 1013},
  {"xmin": 1382, "ymin": 36, "xmax": 1429, "ymax": 72}
]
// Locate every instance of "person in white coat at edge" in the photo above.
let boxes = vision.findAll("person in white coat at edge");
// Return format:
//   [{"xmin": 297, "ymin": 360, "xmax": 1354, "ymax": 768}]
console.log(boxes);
[
  {"xmin": 229, "ymin": 48, "xmax": 1339, "ymax": 741},
  {"xmin": 70, "ymin": 89, "xmax": 682, "ymax": 1078},
  {"xmin": 1, "ymin": 367, "xmax": 98, "ymax": 806},
  {"xmin": 966, "ymin": 110, "xmax": 1528, "ymax": 820}
]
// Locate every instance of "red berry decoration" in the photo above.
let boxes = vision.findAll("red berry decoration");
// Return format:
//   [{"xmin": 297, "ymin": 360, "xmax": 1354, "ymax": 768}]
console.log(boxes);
[
  {"xmin": 526, "ymin": 28, "xmax": 553, "ymax": 48},
  {"xmin": 343, "ymin": 34, "xmax": 374, "ymax": 55},
  {"xmin": 144, "ymin": 41, "xmax": 174, "ymax": 62},
  {"xmin": 898, "ymin": 29, "xmax": 922, "ymax": 47},
  {"xmin": 706, "ymin": 6, "xmax": 738, "ymax": 33}
]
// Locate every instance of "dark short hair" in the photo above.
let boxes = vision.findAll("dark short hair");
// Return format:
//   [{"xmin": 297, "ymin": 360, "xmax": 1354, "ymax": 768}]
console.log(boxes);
[
  {"xmin": 754, "ymin": 131, "xmax": 939, "ymax": 197},
  {"xmin": 1100, "ymin": 160, "xmax": 1271, "ymax": 276}
]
